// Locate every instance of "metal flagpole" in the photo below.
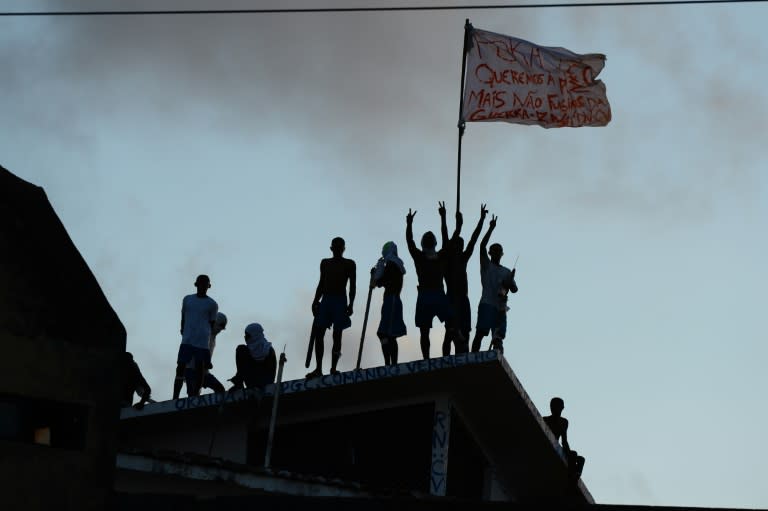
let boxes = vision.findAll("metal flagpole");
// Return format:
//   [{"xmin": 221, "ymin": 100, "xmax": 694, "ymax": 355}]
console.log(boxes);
[{"xmin": 456, "ymin": 19, "xmax": 472, "ymax": 214}]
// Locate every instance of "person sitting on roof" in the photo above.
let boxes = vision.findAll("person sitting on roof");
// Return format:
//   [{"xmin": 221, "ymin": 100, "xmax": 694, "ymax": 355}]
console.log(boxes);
[
  {"xmin": 372, "ymin": 241, "xmax": 407, "ymax": 366},
  {"xmin": 120, "ymin": 352, "xmax": 152, "ymax": 410},
  {"xmin": 543, "ymin": 397, "xmax": 585, "ymax": 478},
  {"xmin": 228, "ymin": 323, "xmax": 277, "ymax": 390},
  {"xmin": 186, "ymin": 312, "xmax": 227, "ymax": 394}
]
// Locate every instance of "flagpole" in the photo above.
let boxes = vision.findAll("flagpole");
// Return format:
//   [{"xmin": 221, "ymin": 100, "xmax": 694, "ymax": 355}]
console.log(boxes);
[{"xmin": 456, "ymin": 19, "xmax": 472, "ymax": 214}]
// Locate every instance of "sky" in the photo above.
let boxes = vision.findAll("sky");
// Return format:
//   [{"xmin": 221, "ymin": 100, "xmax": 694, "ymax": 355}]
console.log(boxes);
[{"xmin": 2, "ymin": 0, "xmax": 767, "ymax": 507}]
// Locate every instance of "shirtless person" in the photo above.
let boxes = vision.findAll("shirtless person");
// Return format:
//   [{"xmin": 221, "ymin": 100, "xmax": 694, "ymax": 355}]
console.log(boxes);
[
  {"xmin": 440, "ymin": 204, "xmax": 487, "ymax": 355},
  {"xmin": 543, "ymin": 397, "xmax": 585, "ymax": 477},
  {"xmin": 307, "ymin": 237, "xmax": 356, "ymax": 378},
  {"xmin": 406, "ymin": 206, "xmax": 452, "ymax": 359}
]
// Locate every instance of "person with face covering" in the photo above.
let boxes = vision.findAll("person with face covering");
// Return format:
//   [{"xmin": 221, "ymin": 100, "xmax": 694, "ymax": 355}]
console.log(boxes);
[
  {"xmin": 228, "ymin": 323, "xmax": 277, "ymax": 390},
  {"xmin": 372, "ymin": 241, "xmax": 407, "ymax": 365},
  {"xmin": 405, "ymin": 205, "xmax": 452, "ymax": 359}
]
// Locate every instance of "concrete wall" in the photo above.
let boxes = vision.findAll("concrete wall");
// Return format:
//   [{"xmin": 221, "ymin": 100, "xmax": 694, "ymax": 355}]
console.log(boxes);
[{"xmin": 0, "ymin": 167, "xmax": 126, "ymax": 510}]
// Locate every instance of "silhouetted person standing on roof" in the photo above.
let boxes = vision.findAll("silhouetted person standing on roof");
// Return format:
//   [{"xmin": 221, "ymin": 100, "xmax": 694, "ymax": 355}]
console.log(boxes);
[
  {"xmin": 174, "ymin": 274, "xmax": 218, "ymax": 399},
  {"xmin": 470, "ymin": 216, "xmax": 518, "ymax": 354},
  {"xmin": 229, "ymin": 323, "xmax": 278, "ymax": 390},
  {"xmin": 406, "ymin": 206, "xmax": 452, "ymax": 359},
  {"xmin": 373, "ymin": 241, "xmax": 407, "ymax": 366},
  {"xmin": 543, "ymin": 397, "xmax": 585, "ymax": 478},
  {"xmin": 307, "ymin": 237, "xmax": 356, "ymax": 378},
  {"xmin": 440, "ymin": 203, "xmax": 487, "ymax": 355}
]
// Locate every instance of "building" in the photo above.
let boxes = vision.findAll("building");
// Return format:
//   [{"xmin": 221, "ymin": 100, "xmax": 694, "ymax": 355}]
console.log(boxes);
[
  {"xmin": 0, "ymin": 166, "xmax": 127, "ymax": 510},
  {"xmin": 119, "ymin": 350, "xmax": 592, "ymax": 504}
]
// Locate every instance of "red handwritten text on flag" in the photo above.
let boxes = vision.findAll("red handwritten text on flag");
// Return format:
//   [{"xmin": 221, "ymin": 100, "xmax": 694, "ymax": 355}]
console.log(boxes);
[{"xmin": 462, "ymin": 29, "xmax": 611, "ymax": 128}]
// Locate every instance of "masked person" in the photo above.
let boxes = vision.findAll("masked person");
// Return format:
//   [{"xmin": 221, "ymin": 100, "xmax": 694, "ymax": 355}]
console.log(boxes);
[
  {"xmin": 372, "ymin": 241, "xmax": 407, "ymax": 366},
  {"xmin": 229, "ymin": 323, "xmax": 277, "ymax": 390}
]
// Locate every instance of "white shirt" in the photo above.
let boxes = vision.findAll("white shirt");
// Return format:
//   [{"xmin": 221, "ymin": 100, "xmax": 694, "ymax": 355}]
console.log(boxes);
[
  {"xmin": 181, "ymin": 294, "xmax": 218, "ymax": 349},
  {"xmin": 479, "ymin": 251, "xmax": 514, "ymax": 309}
]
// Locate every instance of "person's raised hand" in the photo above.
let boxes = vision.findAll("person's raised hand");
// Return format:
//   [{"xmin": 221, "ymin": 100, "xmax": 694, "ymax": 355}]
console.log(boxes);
[
  {"xmin": 438, "ymin": 201, "xmax": 446, "ymax": 217},
  {"xmin": 490, "ymin": 214, "xmax": 497, "ymax": 229},
  {"xmin": 456, "ymin": 211, "xmax": 463, "ymax": 228},
  {"xmin": 406, "ymin": 208, "xmax": 417, "ymax": 224},
  {"xmin": 480, "ymin": 203, "xmax": 488, "ymax": 218}
]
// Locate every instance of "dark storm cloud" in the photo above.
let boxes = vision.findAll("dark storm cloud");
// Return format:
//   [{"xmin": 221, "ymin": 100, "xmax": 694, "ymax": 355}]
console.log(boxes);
[{"xmin": 2, "ymin": 0, "xmax": 766, "ymax": 219}]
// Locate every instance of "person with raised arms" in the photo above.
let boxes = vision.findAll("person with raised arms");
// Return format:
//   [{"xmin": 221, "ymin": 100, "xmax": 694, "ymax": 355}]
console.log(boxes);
[
  {"xmin": 440, "ymin": 203, "xmax": 488, "ymax": 355},
  {"xmin": 470, "ymin": 216, "xmax": 518, "ymax": 353},
  {"xmin": 405, "ymin": 205, "xmax": 452, "ymax": 359}
]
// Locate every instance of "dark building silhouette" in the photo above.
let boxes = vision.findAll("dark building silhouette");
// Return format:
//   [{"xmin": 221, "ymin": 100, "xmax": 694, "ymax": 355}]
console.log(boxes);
[
  {"xmin": 119, "ymin": 351, "xmax": 593, "ymax": 504},
  {"xmin": 0, "ymin": 166, "xmax": 126, "ymax": 510}
]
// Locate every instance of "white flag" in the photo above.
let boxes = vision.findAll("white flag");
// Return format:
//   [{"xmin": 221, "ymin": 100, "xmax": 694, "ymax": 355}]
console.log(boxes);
[{"xmin": 462, "ymin": 28, "xmax": 611, "ymax": 128}]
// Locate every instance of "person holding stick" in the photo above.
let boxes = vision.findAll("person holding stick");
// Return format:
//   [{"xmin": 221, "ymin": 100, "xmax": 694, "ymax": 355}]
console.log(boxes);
[
  {"xmin": 307, "ymin": 237, "xmax": 356, "ymax": 378},
  {"xmin": 405, "ymin": 206, "xmax": 451, "ymax": 359},
  {"xmin": 440, "ymin": 203, "xmax": 487, "ymax": 355},
  {"xmin": 372, "ymin": 241, "xmax": 407, "ymax": 366},
  {"xmin": 470, "ymin": 216, "xmax": 518, "ymax": 353}
]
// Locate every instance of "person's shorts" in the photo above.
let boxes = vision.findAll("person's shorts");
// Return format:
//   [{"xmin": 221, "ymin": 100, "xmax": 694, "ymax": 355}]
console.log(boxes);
[
  {"xmin": 476, "ymin": 302, "xmax": 507, "ymax": 339},
  {"xmin": 447, "ymin": 294, "xmax": 471, "ymax": 332},
  {"xmin": 415, "ymin": 289, "xmax": 452, "ymax": 328},
  {"xmin": 315, "ymin": 294, "xmax": 352, "ymax": 331},
  {"xmin": 377, "ymin": 294, "xmax": 407, "ymax": 338},
  {"xmin": 177, "ymin": 344, "xmax": 211, "ymax": 368}
]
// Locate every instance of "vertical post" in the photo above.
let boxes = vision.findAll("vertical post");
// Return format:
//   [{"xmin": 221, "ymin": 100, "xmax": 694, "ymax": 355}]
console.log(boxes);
[
  {"xmin": 355, "ymin": 271, "xmax": 375, "ymax": 370},
  {"xmin": 430, "ymin": 397, "xmax": 452, "ymax": 496},
  {"xmin": 264, "ymin": 350, "xmax": 287, "ymax": 469},
  {"xmin": 456, "ymin": 19, "xmax": 472, "ymax": 214}
]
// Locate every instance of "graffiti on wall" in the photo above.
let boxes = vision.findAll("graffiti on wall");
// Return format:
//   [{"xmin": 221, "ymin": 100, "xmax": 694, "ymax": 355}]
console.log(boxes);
[
  {"xmin": 430, "ymin": 397, "xmax": 452, "ymax": 496},
  {"xmin": 170, "ymin": 350, "xmax": 499, "ymax": 412}
]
